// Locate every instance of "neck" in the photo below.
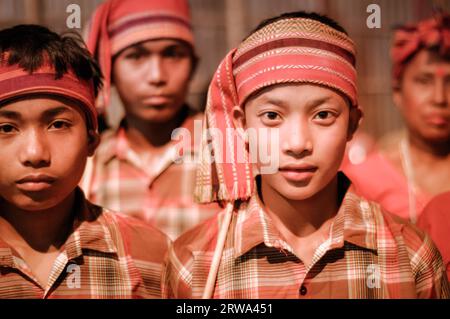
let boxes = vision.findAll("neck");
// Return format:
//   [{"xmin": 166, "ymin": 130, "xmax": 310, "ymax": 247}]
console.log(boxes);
[
  {"xmin": 408, "ymin": 132, "xmax": 450, "ymax": 161},
  {"xmin": 0, "ymin": 192, "xmax": 76, "ymax": 252},
  {"xmin": 124, "ymin": 107, "xmax": 188, "ymax": 152},
  {"xmin": 260, "ymin": 175, "xmax": 340, "ymax": 238}
]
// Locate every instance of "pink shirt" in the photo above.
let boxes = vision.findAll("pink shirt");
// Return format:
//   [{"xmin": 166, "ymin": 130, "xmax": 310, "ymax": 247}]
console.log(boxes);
[
  {"xmin": 342, "ymin": 150, "xmax": 431, "ymax": 222},
  {"xmin": 418, "ymin": 192, "xmax": 450, "ymax": 281}
]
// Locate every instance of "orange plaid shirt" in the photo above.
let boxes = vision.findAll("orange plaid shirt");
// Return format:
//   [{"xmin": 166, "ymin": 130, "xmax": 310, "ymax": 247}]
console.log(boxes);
[
  {"xmin": 0, "ymin": 188, "xmax": 169, "ymax": 299},
  {"xmin": 163, "ymin": 174, "xmax": 449, "ymax": 299},
  {"xmin": 81, "ymin": 111, "xmax": 219, "ymax": 240}
]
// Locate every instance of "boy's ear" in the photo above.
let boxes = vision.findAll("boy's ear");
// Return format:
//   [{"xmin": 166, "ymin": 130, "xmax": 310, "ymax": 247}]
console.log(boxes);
[
  {"xmin": 231, "ymin": 105, "xmax": 248, "ymax": 144},
  {"xmin": 347, "ymin": 107, "xmax": 363, "ymax": 141},
  {"xmin": 87, "ymin": 130, "xmax": 100, "ymax": 157},
  {"xmin": 231, "ymin": 105, "xmax": 245, "ymax": 130}
]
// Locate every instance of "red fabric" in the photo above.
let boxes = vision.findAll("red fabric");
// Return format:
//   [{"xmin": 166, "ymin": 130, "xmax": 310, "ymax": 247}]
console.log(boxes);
[
  {"xmin": 85, "ymin": 0, "xmax": 194, "ymax": 111},
  {"xmin": 0, "ymin": 55, "xmax": 97, "ymax": 130},
  {"xmin": 418, "ymin": 192, "xmax": 450, "ymax": 281},
  {"xmin": 391, "ymin": 13, "xmax": 450, "ymax": 84},
  {"xmin": 342, "ymin": 150, "xmax": 432, "ymax": 221}
]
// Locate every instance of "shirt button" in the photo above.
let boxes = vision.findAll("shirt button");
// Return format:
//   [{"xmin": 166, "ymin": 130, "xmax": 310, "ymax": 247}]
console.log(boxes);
[{"xmin": 299, "ymin": 285, "xmax": 307, "ymax": 296}]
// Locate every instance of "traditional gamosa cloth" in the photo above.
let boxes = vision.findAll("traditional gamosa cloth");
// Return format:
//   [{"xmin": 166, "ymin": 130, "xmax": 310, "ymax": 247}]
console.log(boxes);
[
  {"xmin": 162, "ymin": 15, "xmax": 449, "ymax": 299},
  {"xmin": 0, "ymin": 53, "xmax": 170, "ymax": 298},
  {"xmin": 81, "ymin": 0, "xmax": 219, "ymax": 240},
  {"xmin": 342, "ymin": 14, "xmax": 450, "ymax": 223}
]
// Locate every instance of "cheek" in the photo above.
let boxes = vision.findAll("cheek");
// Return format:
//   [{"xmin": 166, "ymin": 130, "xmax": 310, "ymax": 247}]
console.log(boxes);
[
  {"xmin": 314, "ymin": 125, "xmax": 347, "ymax": 164},
  {"xmin": 51, "ymin": 134, "xmax": 88, "ymax": 174},
  {"xmin": 168, "ymin": 61, "xmax": 192, "ymax": 89}
]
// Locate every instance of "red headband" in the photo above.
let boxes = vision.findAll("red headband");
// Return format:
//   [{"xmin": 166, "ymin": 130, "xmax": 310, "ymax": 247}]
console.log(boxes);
[
  {"xmin": 391, "ymin": 13, "xmax": 450, "ymax": 85},
  {"xmin": 0, "ymin": 56, "xmax": 97, "ymax": 130},
  {"xmin": 195, "ymin": 17, "xmax": 357, "ymax": 203}
]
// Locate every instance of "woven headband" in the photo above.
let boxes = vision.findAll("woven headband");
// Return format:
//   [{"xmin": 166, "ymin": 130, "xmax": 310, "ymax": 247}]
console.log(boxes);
[
  {"xmin": 85, "ymin": 0, "xmax": 194, "ymax": 112},
  {"xmin": 0, "ymin": 55, "xmax": 97, "ymax": 130}
]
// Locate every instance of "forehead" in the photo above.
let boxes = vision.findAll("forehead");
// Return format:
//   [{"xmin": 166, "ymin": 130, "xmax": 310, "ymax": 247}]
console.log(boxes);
[
  {"xmin": 122, "ymin": 38, "xmax": 190, "ymax": 52},
  {"xmin": 244, "ymin": 83, "xmax": 348, "ymax": 108},
  {"xmin": 0, "ymin": 95, "xmax": 86, "ymax": 119},
  {"xmin": 406, "ymin": 50, "xmax": 450, "ymax": 73}
]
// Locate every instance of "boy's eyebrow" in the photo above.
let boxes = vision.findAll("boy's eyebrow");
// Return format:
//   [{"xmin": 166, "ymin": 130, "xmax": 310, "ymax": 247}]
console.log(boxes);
[
  {"xmin": 41, "ymin": 106, "xmax": 75, "ymax": 119},
  {"xmin": 305, "ymin": 96, "xmax": 334, "ymax": 110},
  {"xmin": 0, "ymin": 109, "xmax": 21, "ymax": 120},
  {"xmin": 257, "ymin": 96, "xmax": 334, "ymax": 109}
]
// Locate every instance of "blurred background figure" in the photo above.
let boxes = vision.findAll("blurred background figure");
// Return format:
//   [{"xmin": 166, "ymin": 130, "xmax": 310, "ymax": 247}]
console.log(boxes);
[
  {"xmin": 418, "ymin": 191, "xmax": 450, "ymax": 281},
  {"xmin": 344, "ymin": 12, "xmax": 450, "ymax": 223}
]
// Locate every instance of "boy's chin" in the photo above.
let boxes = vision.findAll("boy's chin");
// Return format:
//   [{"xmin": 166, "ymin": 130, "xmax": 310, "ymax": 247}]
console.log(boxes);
[
  {"xmin": 274, "ymin": 184, "xmax": 320, "ymax": 201},
  {"xmin": 9, "ymin": 192, "xmax": 68, "ymax": 212}
]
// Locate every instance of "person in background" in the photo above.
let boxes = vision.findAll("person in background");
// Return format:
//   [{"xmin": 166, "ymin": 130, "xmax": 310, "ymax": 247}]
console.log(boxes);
[
  {"xmin": 81, "ymin": 0, "xmax": 219, "ymax": 240},
  {"xmin": 343, "ymin": 13, "xmax": 450, "ymax": 223},
  {"xmin": 417, "ymin": 191, "xmax": 450, "ymax": 282}
]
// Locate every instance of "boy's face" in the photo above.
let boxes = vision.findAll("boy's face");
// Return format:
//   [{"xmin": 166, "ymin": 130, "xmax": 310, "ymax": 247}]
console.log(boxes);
[
  {"xmin": 0, "ymin": 97, "xmax": 98, "ymax": 212},
  {"xmin": 112, "ymin": 39, "xmax": 194, "ymax": 124},
  {"xmin": 394, "ymin": 50, "xmax": 450, "ymax": 143},
  {"xmin": 238, "ymin": 83, "xmax": 356, "ymax": 201}
]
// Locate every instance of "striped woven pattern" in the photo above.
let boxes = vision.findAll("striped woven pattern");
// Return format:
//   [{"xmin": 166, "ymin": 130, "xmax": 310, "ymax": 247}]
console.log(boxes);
[
  {"xmin": 85, "ymin": 0, "xmax": 194, "ymax": 111},
  {"xmin": 164, "ymin": 175, "xmax": 449, "ymax": 299},
  {"xmin": 194, "ymin": 17, "xmax": 357, "ymax": 203},
  {"xmin": 0, "ymin": 54, "xmax": 97, "ymax": 130}
]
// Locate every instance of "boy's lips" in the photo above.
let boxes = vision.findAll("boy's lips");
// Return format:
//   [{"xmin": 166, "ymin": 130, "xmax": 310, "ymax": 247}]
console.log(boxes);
[
  {"xmin": 16, "ymin": 174, "xmax": 56, "ymax": 192},
  {"xmin": 278, "ymin": 164, "xmax": 318, "ymax": 182},
  {"xmin": 142, "ymin": 95, "xmax": 171, "ymax": 106}
]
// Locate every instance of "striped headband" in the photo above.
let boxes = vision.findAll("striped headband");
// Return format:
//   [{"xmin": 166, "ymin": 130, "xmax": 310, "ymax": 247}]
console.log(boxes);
[
  {"xmin": 195, "ymin": 17, "xmax": 358, "ymax": 203},
  {"xmin": 391, "ymin": 12, "xmax": 450, "ymax": 86},
  {"xmin": 86, "ymin": 0, "xmax": 194, "ymax": 112},
  {"xmin": 0, "ymin": 54, "xmax": 97, "ymax": 130}
]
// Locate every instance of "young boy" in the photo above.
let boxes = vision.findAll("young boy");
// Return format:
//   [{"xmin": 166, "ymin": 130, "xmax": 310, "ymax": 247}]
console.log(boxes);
[
  {"xmin": 82, "ymin": 0, "xmax": 218, "ymax": 240},
  {"xmin": 0, "ymin": 25, "xmax": 169, "ymax": 298},
  {"xmin": 163, "ymin": 12, "xmax": 449, "ymax": 299}
]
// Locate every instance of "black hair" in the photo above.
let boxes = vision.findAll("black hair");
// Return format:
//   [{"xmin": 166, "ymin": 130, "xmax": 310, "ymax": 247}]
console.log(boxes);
[
  {"xmin": 0, "ymin": 24, "xmax": 103, "ymax": 97},
  {"xmin": 247, "ymin": 11, "xmax": 348, "ymax": 40}
]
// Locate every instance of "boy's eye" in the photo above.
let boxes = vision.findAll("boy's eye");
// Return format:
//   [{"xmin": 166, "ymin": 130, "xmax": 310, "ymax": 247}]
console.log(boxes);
[
  {"xmin": 264, "ymin": 112, "xmax": 280, "ymax": 120},
  {"xmin": 260, "ymin": 111, "xmax": 282, "ymax": 126},
  {"xmin": 126, "ymin": 53, "xmax": 141, "ymax": 60},
  {"xmin": 49, "ymin": 120, "xmax": 71, "ymax": 130},
  {"xmin": 313, "ymin": 111, "xmax": 336, "ymax": 124},
  {"xmin": 315, "ymin": 111, "xmax": 331, "ymax": 120},
  {"xmin": 163, "ymin": 47, "xmax": 189, "ymax": 59},
  {"xmin": 0, "ymin": 124, "xmax": 18, "ymax": 134}
]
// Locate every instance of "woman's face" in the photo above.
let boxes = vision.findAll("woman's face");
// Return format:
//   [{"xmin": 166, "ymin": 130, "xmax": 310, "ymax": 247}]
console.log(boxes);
[{"xmin": 394, "ymin": 50, "xmax": 450, "ymax": 143}]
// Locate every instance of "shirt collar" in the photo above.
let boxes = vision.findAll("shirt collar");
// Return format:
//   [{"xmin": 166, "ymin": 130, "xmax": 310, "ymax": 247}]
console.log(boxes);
[
  {"xmin": 99, "ymin": 107, "xmax": 201, "ymax": 166},
  {"xmin": 64, "ymin": 188, "xmax": 118, "ymax": 260},
  {"xmin": 0, "ymin": 188, "xmax": 118, "ymax": 268},
  {"xmin": 234, "ymin": 172, "xmax": 378, "ymax": 259}
]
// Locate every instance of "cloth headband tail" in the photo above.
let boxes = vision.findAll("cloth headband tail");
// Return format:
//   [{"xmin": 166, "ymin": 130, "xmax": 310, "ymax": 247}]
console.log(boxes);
[
  {"xmin": 195, "ymin": 49, "xmax": 254, "ymax": 203},
  {"xmin": 86, "ymin": 0, "xmax": 114, "ymax": 113}
]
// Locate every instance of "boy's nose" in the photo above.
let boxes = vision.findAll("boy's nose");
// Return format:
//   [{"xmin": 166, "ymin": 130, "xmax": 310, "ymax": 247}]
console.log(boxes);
[
  {"xmin": 19, "ymin": 130, "xmax": 51, "ymax": 168},
  {"xmin": 146, "ymin": 56, "xmax": 167, "ymax": 86},
  {"xmin": 281, "ymin": 121, "xmax": 313, "ymax": 157}
]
